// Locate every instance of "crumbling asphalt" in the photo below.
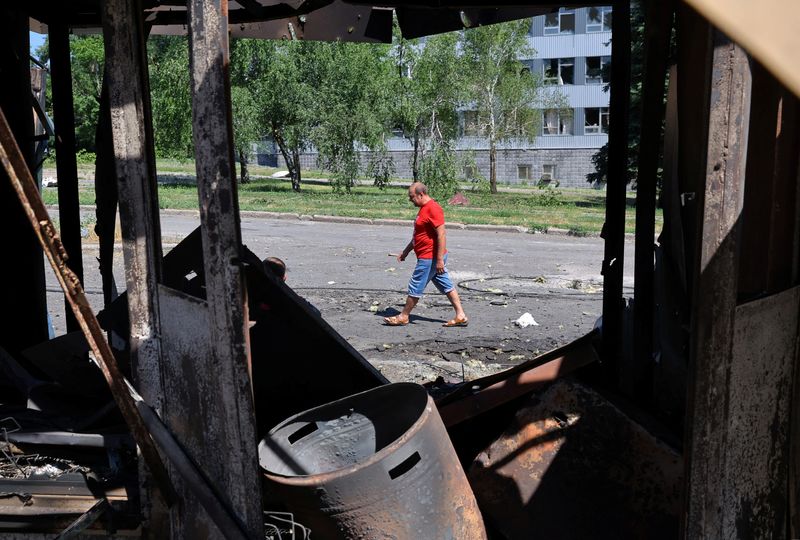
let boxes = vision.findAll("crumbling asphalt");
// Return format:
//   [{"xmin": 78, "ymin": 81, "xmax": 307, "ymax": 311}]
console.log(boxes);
[{"xmin": 46, "ymin": 210, "xmax": 635, "ymax": 384}]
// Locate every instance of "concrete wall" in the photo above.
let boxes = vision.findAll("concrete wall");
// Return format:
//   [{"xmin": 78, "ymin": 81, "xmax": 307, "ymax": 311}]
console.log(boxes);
[{"xmin": 262, "ymin": 147, "xmax": 599, "ymax": 188}]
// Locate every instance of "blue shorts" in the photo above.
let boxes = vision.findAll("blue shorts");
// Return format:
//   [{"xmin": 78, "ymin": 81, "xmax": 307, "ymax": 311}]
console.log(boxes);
[{"xmin": 407, "ymin": 255, "xmax": 455, "ymax": 298}]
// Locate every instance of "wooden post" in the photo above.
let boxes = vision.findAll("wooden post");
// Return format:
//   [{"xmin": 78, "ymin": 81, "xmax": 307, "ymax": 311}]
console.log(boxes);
[
  {"xmin": 683, "ymin": 32, "xmax": 751, "ymax": 538},
  {"xmin": 601, "ymin": 0, "xmax": 631, "ymax": 370},
  {"xmin": 0, "ymin": 8, "xmax": 48, "ymax": 354},
  {"xmin": 102, "ymin": 0, "xmax": 165, "ymax": 415},
  {"xmin": 49, "ymin": 22, "xmax": 84, "ymax": 333},
  {"xmin": 94, "ymin": 73, "xmax": 120, "ymax": 308},
  {"xmin": 187, "ymin": 0, "xmax": 264, "ymax": 537},
  {"xmin": 631, "ymin": 0, "xmax": 675, "ymax": 398},
  {"xmin": 101, "ymin": 0, "xmax": 168, "ymax": 532}
]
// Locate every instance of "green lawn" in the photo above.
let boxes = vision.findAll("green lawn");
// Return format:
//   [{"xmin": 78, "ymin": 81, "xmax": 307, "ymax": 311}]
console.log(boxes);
[{"xmin": 42, "ymin": 167, "xmax": 660, "ymax": 235}]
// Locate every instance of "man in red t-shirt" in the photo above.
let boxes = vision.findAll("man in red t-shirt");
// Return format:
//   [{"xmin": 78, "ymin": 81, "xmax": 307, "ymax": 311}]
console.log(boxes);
[{"xmin": 384, "ymin": 182, "xmax": 468, "ymax": 327}]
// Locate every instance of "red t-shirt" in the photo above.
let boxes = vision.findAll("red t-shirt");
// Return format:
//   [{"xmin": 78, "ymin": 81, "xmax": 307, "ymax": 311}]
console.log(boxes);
[{"xmin": 413, "ymin": 200, "xmax": 447, "ymax": 259}]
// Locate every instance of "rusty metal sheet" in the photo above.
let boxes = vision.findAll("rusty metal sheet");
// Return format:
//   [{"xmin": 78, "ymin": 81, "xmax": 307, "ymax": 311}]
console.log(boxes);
[
  {"xmin": 436, "ymin": 331, "xmax": 598, "ymax": 427},
  {"xmin": 468, "ymin": 379, "xmax": 683, "ymax": 540},
  {"xmin": 157, "ymin": 284, "xmax": 231, "ymax": 538},
  {"xmin": 719, "ymin": 286, "xmax": 800, "ymax": 538}
]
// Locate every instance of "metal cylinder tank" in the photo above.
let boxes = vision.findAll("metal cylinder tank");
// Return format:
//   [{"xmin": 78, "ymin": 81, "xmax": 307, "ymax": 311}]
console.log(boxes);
[{"xmin": 259, "ymin": 382, "xmax": 486, "ymax": 540}]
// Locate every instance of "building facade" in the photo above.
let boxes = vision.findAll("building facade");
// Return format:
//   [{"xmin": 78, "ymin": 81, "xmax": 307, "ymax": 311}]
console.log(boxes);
[
  {"xmin": 451, "ymin": 5, "xmax": 611, "ymax": 187},
  {"xmin": 517, "ymin": 5, "xmax": 612, "ymax": 187},
  {"xmin": 261, "ymin": 6, "xmax": 612, "ymax": 188}
]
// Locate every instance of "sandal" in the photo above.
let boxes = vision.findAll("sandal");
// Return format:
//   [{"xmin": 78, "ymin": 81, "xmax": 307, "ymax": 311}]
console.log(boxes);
[
  {"xmin": 443, "ymin": 317, "xmax": 469, "ymax": 327},
  {"xmin": 384, "ymin": 315, "xmax": 409, "ymax": 326}
]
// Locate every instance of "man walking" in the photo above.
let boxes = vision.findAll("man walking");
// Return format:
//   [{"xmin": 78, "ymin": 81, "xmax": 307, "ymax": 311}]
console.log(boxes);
[{"xmin": 384, "ymin": 182, "xmax": 469, "ymax": 327}]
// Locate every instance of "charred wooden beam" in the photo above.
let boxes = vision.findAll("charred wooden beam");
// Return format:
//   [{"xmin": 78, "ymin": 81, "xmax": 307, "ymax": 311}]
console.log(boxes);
[
  {"xmin": 631, "ymin": 0, "xmax": 675, "ymax": 399},
  {"xmin": 49, "ymin": 21, "xmax": 84, "ymax": 333},
  {"xmin": 93, "ymin": 72, "xmax": 120, "ymax": 308},
  {"xmin": 101, "ymin": 0, "xmax": 169, "ymax": 531},
  {"xmin": 0, "ymin": 8, "xmax": 49, "ymax": 356},
  {"xmin": 187, "ymin": 0, "xmax": 264, "ymax": 537},
  {"xmin": 101, "ymin": 0, "xmax": 165, "ymax": 409},
  {"xmin": 684, "ymin": 31, "xmax": 751, "ymax": 538},
  {"xmin": 601, "ymin": 0, "xmax": 631, "ymax": 370}
]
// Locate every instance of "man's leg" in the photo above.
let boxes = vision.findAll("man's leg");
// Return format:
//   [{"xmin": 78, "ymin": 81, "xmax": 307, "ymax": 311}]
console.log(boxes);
[
  {"xmin": 397, "ymin": 295, "xmax": 419, "ymax": 322},
  {"xmin": 431, "ymin": 255, "xmax": 467, "ymax": 323},
  {"xmin": 445, "ymin": 288, "xmax": 467, "ymax": 320},
  {"xmin": 385, "ymin": 258, "xmax": 429, "ymax": 324}
]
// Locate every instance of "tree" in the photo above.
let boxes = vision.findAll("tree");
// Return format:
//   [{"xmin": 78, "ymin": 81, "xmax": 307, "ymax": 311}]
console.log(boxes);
[
  {"xmin": 460, "ymin": 20, "xmax": 555, "ymax": 194},
  {"xmin": 35, "ymin": 35, "xmax": 104, "ymax": 153},
  {"xmin": 229, "ymin": 39, "xmax": 270, "ymax": 185},
  {"xmin": 69, "ymin": 36, "xmax": 105, "ymax": 152},
  {"xmin": 392, "ymin": 30, "xmax": 463, "ymax": 198},
  {"xmin": 587, "ymin": 0, "xmax": 668, "ymax": 187},
  {"xmin": 148, "ymin": 36, "xmax": 193, "ymax": 159},
  {"xmin": 311, "ymin": 40, "xmax": 394, "ymax": 193},
  {"xmin": 230, "ymin": 85, "xmax": 260, "ymax": 183}
]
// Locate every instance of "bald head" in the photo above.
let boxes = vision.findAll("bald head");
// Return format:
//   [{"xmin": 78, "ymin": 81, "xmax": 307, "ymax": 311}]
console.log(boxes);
[{"xmin": 408, "ymin": 182, "xmax": 431, "ymax": 207}]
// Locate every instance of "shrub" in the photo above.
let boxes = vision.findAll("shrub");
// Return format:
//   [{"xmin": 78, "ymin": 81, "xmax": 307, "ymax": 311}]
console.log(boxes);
[{"xmin": 420, "ymin": 144, "xmax": 460, "ymax": 200}]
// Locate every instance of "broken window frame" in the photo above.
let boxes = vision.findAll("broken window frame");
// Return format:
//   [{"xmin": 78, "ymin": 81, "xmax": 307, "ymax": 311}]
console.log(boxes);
[
  {"xmin": 586, "ymin": 6, "xmax": 612, "ymax": 33},
  {"xmin": 542, "ymin": 109, "xmax": 574, "ymax": 136},
  {"xmin": 544, "ymin": 8, "xmax": 576, "ymax": 35},
  {"xmin": 543, "ymin": 58, "xmax": 575, "ymax": 85},
  {"xmin": 517, "ymin": 164, "xmax": 532, "ymax": 181},
  {"xmin": 584, "ymin": 107, "xmax": 610, "ymax": 134},
  {"xmin": 585, "ymin": 56, "xmax": 610, "ymax": 84}
]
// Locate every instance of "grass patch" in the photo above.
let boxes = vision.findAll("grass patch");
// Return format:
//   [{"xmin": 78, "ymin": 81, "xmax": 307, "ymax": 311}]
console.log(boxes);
[{"xmin": 45, "ymin": 161, "xmax": 661, "ymax": 235}]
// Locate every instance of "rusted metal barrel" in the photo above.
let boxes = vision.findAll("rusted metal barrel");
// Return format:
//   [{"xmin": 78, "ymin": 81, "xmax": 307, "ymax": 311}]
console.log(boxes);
[{"xmin": 259, "ymin": 382, "xmax": 486, "ymax": 540}]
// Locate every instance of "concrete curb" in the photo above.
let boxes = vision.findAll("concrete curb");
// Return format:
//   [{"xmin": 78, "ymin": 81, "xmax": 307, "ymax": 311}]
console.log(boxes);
[
  {"xmin": 241, "ymin": 210, "xmax": 300, "ymax": 220},
  {"xmin": 374, "ymin": 218, "xmax": 412, "ymax": 227},
  {"xmin": 74, "ymin": 205, "xmax": 622, "ymax": 238},
  {"xmin": 312, "ymin": 215, "xmax": 373, "ymax": 225},
  {"xmin": 464, "ymin": 223, "xmax": 528, "ymax": 234}
]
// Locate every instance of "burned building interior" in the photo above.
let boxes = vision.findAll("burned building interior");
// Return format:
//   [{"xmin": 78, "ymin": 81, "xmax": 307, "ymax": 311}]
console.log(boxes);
[{"xmin": 1, "ymin": 0, "xmax": 799, "ymax": 538}]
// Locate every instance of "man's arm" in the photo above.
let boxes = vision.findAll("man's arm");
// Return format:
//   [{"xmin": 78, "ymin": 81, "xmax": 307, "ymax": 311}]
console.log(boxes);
[
  {"xmin": 434, "ymin": 224, "xmax": 446, "ymax": 274},
  {"xmin": 398, "ymin": 240, "xmax": 413, "ymax": 262}
]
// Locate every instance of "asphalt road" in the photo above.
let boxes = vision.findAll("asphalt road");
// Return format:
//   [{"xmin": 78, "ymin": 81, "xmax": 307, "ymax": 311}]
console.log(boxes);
[{"xmin": 47, "ymin": 211, "xmax": 635, "ymax": 382}]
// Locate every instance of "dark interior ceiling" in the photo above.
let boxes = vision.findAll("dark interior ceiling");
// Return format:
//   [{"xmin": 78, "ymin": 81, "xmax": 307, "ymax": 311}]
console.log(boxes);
[{"xmin": 26, "ymin": 0, "xmax": 570, "ymax": 42}]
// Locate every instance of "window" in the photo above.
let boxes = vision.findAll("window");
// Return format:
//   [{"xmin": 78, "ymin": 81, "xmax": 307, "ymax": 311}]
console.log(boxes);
[
  {"xmin": 586, "ymin": 6, "xmax": 612, "ymax": 33},
  {"xmin": 543, "ymin": 58, "xmax": 575, "ymax": 85},
  {"xmin": 518, "ymin": 165, "xmax": 532, "ymax": 181},
  {"xmin": 584, "ymin": 107, "xmax": 610, "ymax": 134},
  {"xmin": 541, "ymin": 164, "xmax": 556, "ymax": 182},
  {"xmin": 586, "ymin": 56, "xmax": 610, "ymax": 84},
  {"xmin": 464, "ymin": 165, "xmax": 477, "ymax": 179},
  {"xmin": 543, "ymin": 109, "xmax": 573, "ymax": 135},
  {"xmin": 463, "ymin": 111, "xmax": 480, "ymax": 136},
  {"xmin": 544, "ymin": 8, "xmax": 575, "ymax": 35}
]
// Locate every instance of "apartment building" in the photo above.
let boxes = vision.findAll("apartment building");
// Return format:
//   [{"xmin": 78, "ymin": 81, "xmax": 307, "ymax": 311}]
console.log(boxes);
[
  {"xmin": 262, "ymin": 6, "xmax": 612, "ymax": 188},
  {"xmin": 457, "ymin": 6, "xmax": 612, "ymax": 187}
]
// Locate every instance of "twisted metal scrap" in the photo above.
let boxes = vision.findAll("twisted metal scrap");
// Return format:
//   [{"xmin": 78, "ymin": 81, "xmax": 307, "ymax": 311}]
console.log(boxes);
[{"xmin": 0, "ymin": 107, "xmax": 175, "ymax": 506}]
